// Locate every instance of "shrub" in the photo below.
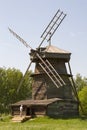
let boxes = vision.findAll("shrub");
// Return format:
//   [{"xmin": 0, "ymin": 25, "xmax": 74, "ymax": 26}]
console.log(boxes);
[{"xmin": 78, "ymin": 86, "xmax": 87, "ymax": 116}]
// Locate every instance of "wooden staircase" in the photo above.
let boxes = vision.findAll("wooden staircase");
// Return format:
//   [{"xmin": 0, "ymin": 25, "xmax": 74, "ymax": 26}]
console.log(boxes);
[{"xmin": 12, "ymin": 116, "xmax": 31, "ymax": 122}]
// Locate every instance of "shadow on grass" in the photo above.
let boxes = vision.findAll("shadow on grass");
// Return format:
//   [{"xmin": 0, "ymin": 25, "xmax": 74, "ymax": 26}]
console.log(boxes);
[{"xmin": 47, "ymin": 115, "xmax": 87, "ymax": 120}]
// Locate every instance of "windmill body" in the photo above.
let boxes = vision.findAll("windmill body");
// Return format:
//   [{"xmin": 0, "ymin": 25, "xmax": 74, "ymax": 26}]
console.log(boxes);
[
  {"xmin": 30, "ymin": 45, "xmax": 73, "ymax": 100},
  {"xmin": 9, "ymin": 10, "xmax": 79, "ymax": 118}
]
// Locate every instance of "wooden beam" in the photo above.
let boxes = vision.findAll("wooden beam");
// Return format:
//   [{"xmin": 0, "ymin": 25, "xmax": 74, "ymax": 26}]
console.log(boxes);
[{"xmin": 68, "ymin": 62, "xmax": 84, "ymax": 114}]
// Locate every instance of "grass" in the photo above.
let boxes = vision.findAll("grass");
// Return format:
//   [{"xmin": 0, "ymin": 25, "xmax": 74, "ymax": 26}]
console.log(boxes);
[{"xmin": 0, "ymin": 115, "xmax": 87, "ymax": 130}]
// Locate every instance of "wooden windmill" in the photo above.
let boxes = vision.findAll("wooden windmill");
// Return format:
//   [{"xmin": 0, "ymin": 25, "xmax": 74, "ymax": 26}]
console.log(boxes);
[{"xmin": 9, "ymin": 10, "xmax": 80, "ymax": 118}]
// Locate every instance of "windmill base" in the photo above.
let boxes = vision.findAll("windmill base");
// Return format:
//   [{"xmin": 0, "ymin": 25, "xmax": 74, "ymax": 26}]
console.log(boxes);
[{"xmin": 11, "ymin": 98, "xmax": 79, "ymax": 118}]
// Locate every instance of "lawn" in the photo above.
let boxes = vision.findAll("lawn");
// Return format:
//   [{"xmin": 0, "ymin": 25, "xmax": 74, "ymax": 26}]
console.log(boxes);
[{"xmin": 0, "ymin": 116, "xmax": 87, "ymax": 130}]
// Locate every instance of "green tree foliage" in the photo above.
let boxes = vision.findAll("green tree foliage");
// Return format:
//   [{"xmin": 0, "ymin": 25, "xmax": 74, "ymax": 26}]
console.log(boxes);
[
  {"xmin": 75, "ymin": 73, "xmax": 87, "ymax": 92},
  {"xmin": 74, "ymin": 73, "xmax": 87, "ymax": 116},
  {"xmin": 78, "ymin": 87, "xmax": 87, "ymax": 115},
  {"xmin": 0, "ymin": 67, "xmax": 32, "ymax": 113}
]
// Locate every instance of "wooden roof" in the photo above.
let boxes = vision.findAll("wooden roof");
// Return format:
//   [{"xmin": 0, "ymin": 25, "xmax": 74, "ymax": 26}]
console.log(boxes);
[
  {"xmin": 11, "ymin": 98, "xmax": 62, "ymax": 106},
  {"xmin": 30, "ymin": 45, "xmax": 71, "ymax": 62},
  {"xmin": 44, "ymin": 45, "xmax": 71, "ymax": 54}
]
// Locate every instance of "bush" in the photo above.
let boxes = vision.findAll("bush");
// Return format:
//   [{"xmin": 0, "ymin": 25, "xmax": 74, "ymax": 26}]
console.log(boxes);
[{"xmin": 78, "ymin": 86, "xmax": 87, "ymax": 116}]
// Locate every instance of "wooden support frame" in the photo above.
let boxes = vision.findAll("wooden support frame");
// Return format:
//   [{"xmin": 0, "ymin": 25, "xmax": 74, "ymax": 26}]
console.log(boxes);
[{"xmin": 68, "ymin": 62, "xmax": 84, "ymax": 114}]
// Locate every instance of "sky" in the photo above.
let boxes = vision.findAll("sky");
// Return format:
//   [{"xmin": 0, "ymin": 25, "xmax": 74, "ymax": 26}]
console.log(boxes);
[{"xmin": 0, "ymin": 0, "xmax": 87, "ymax": 77}]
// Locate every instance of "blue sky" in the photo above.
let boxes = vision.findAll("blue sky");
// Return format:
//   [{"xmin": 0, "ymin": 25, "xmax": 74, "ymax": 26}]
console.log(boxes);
[{"xmin": 0, "ymin": 0, "xmax": 87, "ymax": 77}]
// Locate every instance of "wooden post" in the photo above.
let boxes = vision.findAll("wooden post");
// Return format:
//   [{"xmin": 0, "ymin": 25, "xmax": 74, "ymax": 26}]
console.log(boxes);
[{"xmin": 68, "ymin": 62, "xmax": 84, "ymax": 114}]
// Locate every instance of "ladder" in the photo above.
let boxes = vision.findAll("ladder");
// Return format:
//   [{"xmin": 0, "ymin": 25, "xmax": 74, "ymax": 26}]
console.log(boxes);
[
  {"xmin": 36, "ymin": 53, "xmax": 66, "ymax": 88},
  {"xmin": 38, "ymin": 9, "xmax": 66, "ymax": 48}
]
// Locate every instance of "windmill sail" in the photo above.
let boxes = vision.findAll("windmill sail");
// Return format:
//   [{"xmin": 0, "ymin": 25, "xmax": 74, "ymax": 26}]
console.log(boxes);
[
  {"xmin": 38, "ymin": 9, "xmax": 66, "ymax": 48},
  {"xmin": 36, "ymin": 53, "xmax": 65, "ymax": 88},
  {"xmin": 8, "ymin": 28, "xmax": 32, "ymax": 49}
]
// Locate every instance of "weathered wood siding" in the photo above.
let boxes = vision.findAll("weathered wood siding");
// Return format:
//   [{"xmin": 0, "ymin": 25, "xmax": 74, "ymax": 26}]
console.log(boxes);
[
  {"xmin": 32, "ymin": 75, "xmax": 47, "ymax": 100},
  {"xmin": 11, "ymin": 106, "xmax": 26, "ymax": 116},
  {"xmin": 47, "ymin": 100, "xmax": 79, "ymax": 117},
  {"xmin": 34, "ymin": 59, "xmax": 68, "ymax": 74},
  {"xmin": 32, "ymin": 106, "xmax": 46, "ymax": 116},
  {"xmin": 32, "ymin": 58, "xmax": 74, "ymax": 100}
]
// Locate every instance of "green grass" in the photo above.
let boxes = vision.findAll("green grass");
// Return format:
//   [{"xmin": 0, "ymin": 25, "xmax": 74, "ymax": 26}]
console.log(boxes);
[{"xmin": 0, "ymin": 116, "xmax": 87, "ymax": 130}]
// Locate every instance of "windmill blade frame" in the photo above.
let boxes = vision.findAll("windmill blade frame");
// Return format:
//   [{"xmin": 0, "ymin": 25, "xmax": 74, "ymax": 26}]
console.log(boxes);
[
  {"xmin": 37, "ymin": 9, "xmax": 66, "ymax": 49},
  {"xmin": 17, "ymin": 60, "xmax": 33, "ymax": 93},
  {"xmin": 8, "ymin": 28, "xmax": 32, "ymax": 49}
]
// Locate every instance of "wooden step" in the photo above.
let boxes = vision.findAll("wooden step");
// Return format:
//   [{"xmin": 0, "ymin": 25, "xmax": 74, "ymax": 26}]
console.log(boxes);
[{"xmin": 12, "ymin": 116, "xmax": 31, "ymax": 122}]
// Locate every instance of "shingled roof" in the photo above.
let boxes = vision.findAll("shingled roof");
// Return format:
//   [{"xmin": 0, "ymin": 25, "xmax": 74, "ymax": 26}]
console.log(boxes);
[
  {"xmin": 30, "ymin": 45, "xmax": 71, "ymax": 62},
  {"xmin": 44, "ymin": 45, "xmax": 71, "ymax": 54},
  {"xmin": 41, "ymin": 45, "xmax": 71, "ymax": 61},
  {"xmin": 11, "ymin": 98, "xmax": 62, "ymax": 107}
]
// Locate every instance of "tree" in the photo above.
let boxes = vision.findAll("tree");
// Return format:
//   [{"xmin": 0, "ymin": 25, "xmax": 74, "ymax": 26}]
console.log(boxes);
[
  {"xmin": 75, "ymin": 73, "xmax": 87, "ymax": 92},
  {"xmin": 0, "ymin": 67, "xmax": 33, "ymax": 113},
  {"xmin": 78, "ymin": 86, "xmax": 87, "ymax": 115},
  {"xmin": 0, "ymin": 67, "xmax": 7, "ymax": 112}
]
